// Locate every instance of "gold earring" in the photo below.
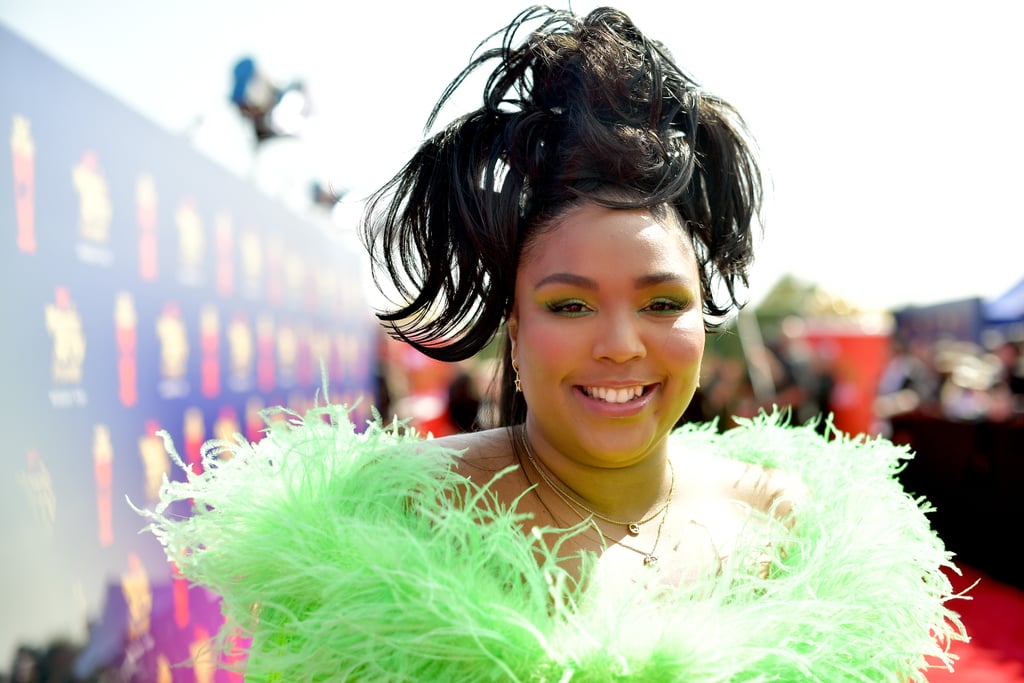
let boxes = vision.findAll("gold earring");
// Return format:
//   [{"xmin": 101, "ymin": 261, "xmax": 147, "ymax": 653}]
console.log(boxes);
[{"xmin": 512, "ymin": 359, "xmax": 522, "ymax": 393}]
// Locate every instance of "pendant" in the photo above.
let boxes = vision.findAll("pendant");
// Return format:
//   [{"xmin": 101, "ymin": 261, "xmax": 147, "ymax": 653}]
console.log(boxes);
[
  {"xmin": 643, "ymin": 554, "xmax": 658, "ymax": 567},
  {"xmin": 627, "ymin": 522, "xmax": 641, "ymax": 536}
]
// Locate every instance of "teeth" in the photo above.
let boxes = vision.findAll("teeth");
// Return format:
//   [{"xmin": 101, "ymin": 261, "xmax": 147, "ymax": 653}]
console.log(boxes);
[{"xmin": 585, "ymin": 386, "xmax": 644, "ymax": 403}]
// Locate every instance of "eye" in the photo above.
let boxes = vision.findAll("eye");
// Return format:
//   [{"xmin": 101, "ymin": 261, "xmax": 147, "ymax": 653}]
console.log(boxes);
[
  {"xmin": 545, "ymin": 299, "xmax": 592, "ymax": 317},
  {"xmin": 643, "ymin": 297, "xmax": 688, "ymax": 314}
]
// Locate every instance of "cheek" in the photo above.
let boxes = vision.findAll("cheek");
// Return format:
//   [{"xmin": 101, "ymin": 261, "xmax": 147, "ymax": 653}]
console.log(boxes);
[
  {"xmin": 662, "ymin": 318, "xmax": 706, "ymax": 368},
  {"xmin": 519, "ymin": 316, "xmax": 575, "ymax": 371}
]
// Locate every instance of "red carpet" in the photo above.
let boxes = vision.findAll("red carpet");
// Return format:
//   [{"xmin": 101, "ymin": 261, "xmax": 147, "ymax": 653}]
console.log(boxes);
[{"xmin": 926, "ymin": 564, "xmax": 1024, "ymax": 681}]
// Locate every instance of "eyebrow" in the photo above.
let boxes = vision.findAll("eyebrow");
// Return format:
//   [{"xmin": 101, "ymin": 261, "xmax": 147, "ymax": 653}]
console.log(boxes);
[{"xmin": 533, "ymin": 272, "xmax": 692, "ymax": 290}]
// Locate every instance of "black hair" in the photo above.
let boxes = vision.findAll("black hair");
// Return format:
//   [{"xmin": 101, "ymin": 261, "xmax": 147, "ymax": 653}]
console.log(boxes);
[{"xmin": 362, "ymin": 5, "xmax": 763, "ymax": 426}]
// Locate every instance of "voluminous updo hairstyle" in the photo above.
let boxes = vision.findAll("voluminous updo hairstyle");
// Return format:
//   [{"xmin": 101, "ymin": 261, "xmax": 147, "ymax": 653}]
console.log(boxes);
[{"xmin": 362, "ymin": 5, "xmax": 763, "ymax": 425}]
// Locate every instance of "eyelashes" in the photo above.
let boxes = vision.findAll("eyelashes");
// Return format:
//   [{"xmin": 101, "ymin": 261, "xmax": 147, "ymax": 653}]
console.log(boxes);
[
  {"xmin": 544, "ymin": 296, "xmax": 691, "ymax": 317},
  {"xmin": 644, "ymin": 297, "xmax": 689, "ymax": 314},
  {"xmin": 545, "ymin": 299, "xmax": 591, "ymax": 317}
]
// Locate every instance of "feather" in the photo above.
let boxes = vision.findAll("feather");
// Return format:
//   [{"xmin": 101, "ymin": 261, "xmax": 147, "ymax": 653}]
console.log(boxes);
[{"xmin": 139, "ymin": 404, "xmax": 967, "ymax": 682}]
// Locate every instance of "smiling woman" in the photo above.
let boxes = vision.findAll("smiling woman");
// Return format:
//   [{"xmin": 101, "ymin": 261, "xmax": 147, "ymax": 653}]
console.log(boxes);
[
  {"xmin": 143, "ymin": 5, "xmax": 967, "ymax": 681},
  {"xmin": 511, "ymin": 205, "xmax": 704, "ymax": 465}
]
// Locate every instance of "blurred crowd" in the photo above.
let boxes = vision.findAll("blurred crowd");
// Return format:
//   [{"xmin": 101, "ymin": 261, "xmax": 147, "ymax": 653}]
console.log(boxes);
[
  {"xmin": 3, "ymin": 641, "xmax": 105, "ymax": 683},
  {"xmin": 874, "ymin": 333, "xmax": 1024, "ymax": 430}
]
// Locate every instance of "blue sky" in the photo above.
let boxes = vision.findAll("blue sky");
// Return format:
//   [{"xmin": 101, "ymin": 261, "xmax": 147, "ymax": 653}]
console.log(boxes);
[{"xmin": 2, "ymin": 0, "xmax": 1022, "ymax": 311}]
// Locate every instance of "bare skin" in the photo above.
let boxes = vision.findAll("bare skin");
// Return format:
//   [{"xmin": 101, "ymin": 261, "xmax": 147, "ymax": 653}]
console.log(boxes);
[{"xmin": 434, "ymin": 427, "xmax": 798, "ymax": 588}]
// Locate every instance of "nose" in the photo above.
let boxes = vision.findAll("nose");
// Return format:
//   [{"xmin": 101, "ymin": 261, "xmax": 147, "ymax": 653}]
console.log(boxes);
[{"xmin": 593, "ymin": 310, "xmax": 646, "ymax": 363}]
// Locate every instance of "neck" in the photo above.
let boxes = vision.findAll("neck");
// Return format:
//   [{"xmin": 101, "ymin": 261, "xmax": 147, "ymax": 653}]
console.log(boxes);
[{"xmin": 519, "ymin": 420, "xmax": 672, "ymax": 523}]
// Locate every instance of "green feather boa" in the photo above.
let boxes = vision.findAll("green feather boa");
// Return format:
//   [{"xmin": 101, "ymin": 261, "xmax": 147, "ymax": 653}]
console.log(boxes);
[{"xmin": 140, "ymin": 403, "xmax": 967, "ymax": 681}]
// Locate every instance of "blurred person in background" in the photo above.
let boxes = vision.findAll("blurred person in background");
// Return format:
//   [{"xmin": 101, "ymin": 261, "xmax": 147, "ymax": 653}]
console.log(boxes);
[{"xmin": 874, "ymin": 334, "xmax": 941, "ymax": 435}]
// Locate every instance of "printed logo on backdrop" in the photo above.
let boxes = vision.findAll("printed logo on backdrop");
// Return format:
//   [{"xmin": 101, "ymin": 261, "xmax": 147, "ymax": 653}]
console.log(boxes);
[
  {"xmin": 18, "ymin": 449, "xmax": 56, "ymax": 533},
  {"xmin": 93, "ymin": 424, "xmax": 114, "ymax": 546},
  {"xmin": 139, "ymin": 419, "xmax": 170, "ymax": 504},
  {"xmin": 11, "ymin": 115, "xmax": 36, "ymax": 253},
  {"xmin": 214, "ymin": 406, "xmax": 240, "ymax": 450},
  {"xmin": 72, "ymin": 150, "xmax": 114, "ymax": 266},
  {"xmin": 215, "ymin": 211, "xmax": 234, "ymax": 298},
  {"xmin": 341, "ymin": 271, "xmax": 365, "ymax": 319},
  {"xmin": 199, "ymin": 304, "xmax": 221, "ymax": 398},
  {"xmin": 295, "ymin": 323, "xmax": 314, "ymax": 386},
  {"xmin": 318, "ymin": 267, "xmax": 339, "ymax": 318},
  {"xmin": 45, "ymin": 286, "xmax": 88, "ymax": 407},
  {"xmin": 310, "ymin": 328, "xmax": 331, "ymax": 380},
  {"xmin": 266, "ymin": 238, "xmax": 284, "ymax": 306},
  {"xmin": 188, "ymin": 626, "xmax": 216, "ymax": 683},
  {"xmin": 227, "ymin": 312, "xmax": 254, "ymax": 392},
  {"xmin": 156, "ymin": 302, "xmax": 189, "ymax": 399},
  {"xmin": 257, "ymin": 313, "xmax": 276, "ymax": 392},
  {"xmin": 137, "ymin": 174, "xmax": 159, "ymax": 281},
  {"xmin": 115, "ymin": 292, "xmax": 139, "ymax": 407},
  {"xmin": 286, "ymin": 388, "xmax": 316, "ymax": 416},
  {"xmin": 120, "ymin": 553, "xmax": 155, "ymax": 677},
  {"xmin": 336, "ymin": 332, "xmax": 363, "ymax": 382},
  {"xmin": 175, "ymin": 198, "xmax": 205, "ymax": 286},
  {"xmin": 301, "ymin": 256, "xmax": 319, "ymax": 314},
  {"xmin": 156, "ymin": 655, "xmax": 172, "ymax": 683},
  {"xmin": 240, "ymin": 228, "xmax": 264, "ymax": 299},
  {"xmin": 246, "ymin": 395, "xmax": 265, "ymax": 443},
  {"xmin": 183, "ymin": 406, "xmax": 205, "ymax": 477},
  {"xmin": 284, "ymin": 249, "xmax": 306, "ymax": 310},
  {"xmin": 121, "ymin": 553, "xmax": 152, "ymax": 641},
  {"xmin": 276, "ymin": 318, "xmax": 298, "ymax": 388},
  {"xmin": 170, "ymin": 562, "xmax": 190, "ymax": 629}
]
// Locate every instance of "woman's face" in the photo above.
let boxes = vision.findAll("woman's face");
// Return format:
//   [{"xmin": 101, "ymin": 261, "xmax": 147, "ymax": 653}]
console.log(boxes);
[{"xmin": 508, "ymin": 202, "xmax": 705, "ymax": 467}]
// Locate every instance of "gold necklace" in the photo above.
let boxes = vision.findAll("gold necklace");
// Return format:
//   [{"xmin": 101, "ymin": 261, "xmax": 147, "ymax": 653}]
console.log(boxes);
[{"xmin": 519, "ymin": 425, "xmax": 675, "ymax": 567}]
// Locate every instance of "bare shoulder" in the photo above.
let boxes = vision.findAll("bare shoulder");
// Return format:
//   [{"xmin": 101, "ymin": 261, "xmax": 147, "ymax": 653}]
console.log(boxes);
[
  {"xmin": 682, "ymin": 448, "xmax": 807, "ymax": 521},
  {"xmin": 429, "ymin": 428, "xmax": 518, "ymax": 477}
]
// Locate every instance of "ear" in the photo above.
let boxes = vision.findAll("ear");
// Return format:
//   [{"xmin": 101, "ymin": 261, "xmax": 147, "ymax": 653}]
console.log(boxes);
[{"xmin": 507, "ymin": 310, "xmax": 519, "ymax": 359}]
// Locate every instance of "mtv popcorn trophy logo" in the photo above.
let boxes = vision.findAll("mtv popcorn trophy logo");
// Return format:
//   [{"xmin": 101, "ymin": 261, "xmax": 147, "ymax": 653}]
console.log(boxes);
[
  {"xmin": 276, "ymin": 319, "xmax": 298, "ymax": 388},
  {"xmin": 137, "ymin": 174, "xmax": 159, "ymax": 281},
  {"xmin": 183, "ymin": 406, "xmax": 206, "ymax": 476},
  {"xmin": 176, "ymin": 198, "xmax": 206, "ymax": 286},
  {"xmin": 139, "ymin": 419, "xmax": 170, "ymax": 504},
  {"xmin": 170, "ymin": 562, "xmax": 190, "ymax": 629},
  {"xmin": 246, "ymin": 395, "xmax": 265, "ymax": 443},
  {"xmin": 213, "ymin": 406, "xmax": 240, "ymax": 448},
  {"xmin": 266, "ymin": 238, "xmax": 284, "ymax": 306},
  {"xmin": 72, "ymin": 151, "xmax": 114, "ymax": 266},
  {"xmin": 310, "ymin": 328, "xmax": 332, "ymax": 381},
  {"xmin": 120, "ymin": 553, "xmax": 156, "ymax": 675},
  {"xmin": 45, "ymin": 286, "xmax": 88, "ymax": 407},
  {"xmin": 215, "ymin": 211, "xmax": 234, "ymax": 298},
  {"xmin": 189, "ymin": 625, "xmax": 216, "ymax": 683},
  {"xmin": 156, "ymin": 301, "xmax": 189, "ymax": 398},
  {"xmin": 11, "ymin": 115, "xmax": 36, "ymax": 253},
  {"xmin": 227, "ymin": 312, "xmax": 254, "ymax": 392},
  {"xmin": 93, "ymin": 424, "xmax": 114, "ymax": 546},
  {"xmin": 284, "ymin": 249, "xmax": 305, "ymax": 309},
  {"xmin": 336, "ymin": 332, "xmax": 362, "ymax": 381},
  {"xmin": 240, "ymin": 228, "xmax": 264, "ymax": 299},
  {"xmin": 115, "ymin": 292, "xmax": 139, "ymax": 407},
  {"xmin": 121, "ymin": 553, "xmax": 152, "ymax": 642},
  {"xmin": 199, "ymin": 304, "xmax": 221, "ymax": 398},
  {"xmin": 18, "ymin": 449, "xmax": 56, "ymax": 533},
  {"xmin": 256, "ymin": 313, "xmax": 276, "ymax": 392},
  {"xmin": 318, "ymin": 267, "xmax": 340, "ymax": 317}
]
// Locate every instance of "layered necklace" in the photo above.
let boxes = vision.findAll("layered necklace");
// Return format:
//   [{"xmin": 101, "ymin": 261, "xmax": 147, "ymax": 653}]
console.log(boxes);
[{"xmin": 519, "ymin": 425, "xmax": 675, "ymax": 567}]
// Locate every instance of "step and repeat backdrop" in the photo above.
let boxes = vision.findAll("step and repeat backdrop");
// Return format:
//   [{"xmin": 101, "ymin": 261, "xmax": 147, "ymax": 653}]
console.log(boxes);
[{"xmin": 1, "ymin": 24, "xmax": 377, "ymax": 681}]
